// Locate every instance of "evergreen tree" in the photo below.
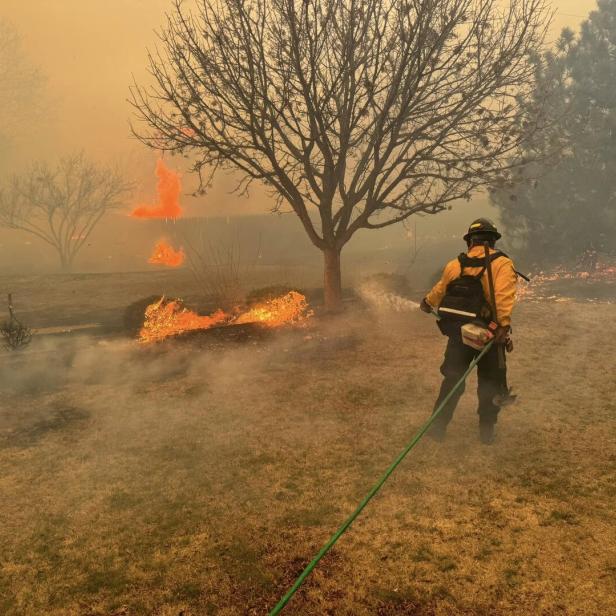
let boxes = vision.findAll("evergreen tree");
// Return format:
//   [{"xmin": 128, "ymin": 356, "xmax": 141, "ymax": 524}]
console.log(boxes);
[{"xmin": 491, "ymin": 0, "xmax": 616, "ymax": 264}]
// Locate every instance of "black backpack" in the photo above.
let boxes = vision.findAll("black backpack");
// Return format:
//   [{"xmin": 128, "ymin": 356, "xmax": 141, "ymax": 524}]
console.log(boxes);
[{"xmin": 437, "ymin": 250, "xmax": 505, "ymax": 337}]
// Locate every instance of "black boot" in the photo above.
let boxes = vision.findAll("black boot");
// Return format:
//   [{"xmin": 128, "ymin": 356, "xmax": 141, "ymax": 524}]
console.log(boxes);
[{"xmin": 479, "ymin": 422, "xmax": 495, "ymax": 445}]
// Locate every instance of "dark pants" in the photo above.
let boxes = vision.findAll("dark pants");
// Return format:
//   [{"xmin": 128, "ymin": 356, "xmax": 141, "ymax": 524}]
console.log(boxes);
[{"xmin": 432, "ymin": 335, "xmax": 507, "ymax": 429}]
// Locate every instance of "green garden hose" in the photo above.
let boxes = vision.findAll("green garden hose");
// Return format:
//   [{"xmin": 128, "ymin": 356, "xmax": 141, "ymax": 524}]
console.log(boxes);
[{"xmin": 269, "ymin": 340, "xmax": 494, "ymax": 615}]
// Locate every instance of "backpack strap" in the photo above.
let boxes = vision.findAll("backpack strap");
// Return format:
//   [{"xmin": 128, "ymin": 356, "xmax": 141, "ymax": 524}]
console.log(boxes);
[
  {"xmin": 483, "ymin": 245, "xmax": 499, "ymax": 322},
  {"xmin": 459, "ymin": 253, "xmax": 487, "ymax": 279},
  {"xmin": 478, "ymin": 250, "xmax": 529, "ymax": 281},
  {"xmin": 483, "ymin": 243, "xmax": 507, "ymax": 370},
  {"xmin": 460, "ymin": 251, "xmax": 505, "ymax": 268}
]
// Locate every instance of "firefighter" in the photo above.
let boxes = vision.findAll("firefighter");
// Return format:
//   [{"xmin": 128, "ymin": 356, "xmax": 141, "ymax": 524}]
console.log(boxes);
[{"xmin": 420, "ymin": 218, "xmax": 517, "ymax": 444}]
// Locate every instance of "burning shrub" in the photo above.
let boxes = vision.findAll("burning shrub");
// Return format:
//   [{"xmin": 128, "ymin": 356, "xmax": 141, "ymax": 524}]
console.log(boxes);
[
  {"xmin": 234, "ymin": 291, "xmax": 312, "ymax": 327},
  {"xmin": 123, "ymin": 295, "xmax": 164, "ymax": 337},
  {"xmin": 246, "ymin": 284, "xmax": 303, "ymax": 305},
  {"xmin": 139, "ymin": 296, "xmax": 228, "ymax": 343},
  {"xmin": 138, "ymin": 291, "xmax": 312, "ymax": 343}
]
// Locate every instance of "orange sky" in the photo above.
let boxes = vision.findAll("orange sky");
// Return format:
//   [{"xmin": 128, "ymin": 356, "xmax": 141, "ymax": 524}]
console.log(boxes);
[{"xmin": 0, "ymin": 0, "xmax": 599, "ymax": 217}]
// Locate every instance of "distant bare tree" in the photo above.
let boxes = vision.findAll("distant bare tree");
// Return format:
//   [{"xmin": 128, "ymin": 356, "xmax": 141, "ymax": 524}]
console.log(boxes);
[
  {"xmin": 0, "ymin": 154, "xmax": 131, "ymax": 272},
  {"xmin": 131, "ymin": 0, "xmax": 551, "ymax": 310}
]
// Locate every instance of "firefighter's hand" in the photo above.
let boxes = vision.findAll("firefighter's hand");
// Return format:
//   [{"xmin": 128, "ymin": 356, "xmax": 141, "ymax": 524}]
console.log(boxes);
[
  {"xmin": 493, "ymin": 325, "xmax": 510, "ymax": 344},
  {"xmin": 420, "ymin": 298, "xmax": 432, "ymax": 314}
]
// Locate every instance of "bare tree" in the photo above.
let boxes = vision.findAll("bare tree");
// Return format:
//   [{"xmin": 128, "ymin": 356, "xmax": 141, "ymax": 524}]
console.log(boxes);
[
  {"xmin": 131, "ymin": 0, "xmax": 551, "ymax": 310},
  {"xmin": 0, "ymin": 154, "xmax": 131, "ymax": 272}
]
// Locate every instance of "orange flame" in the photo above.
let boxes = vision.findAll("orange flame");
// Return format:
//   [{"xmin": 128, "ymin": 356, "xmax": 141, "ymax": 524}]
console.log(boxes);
[
  {"xmin": 148, "ymin": 239, "xmax": 185, "ymax": 267},
  {"xmin": 132, "ymin": 159, "xmax": 182, "ymax": 219},
  {"xmin": 139, "ymin": 298, "xmax": 228, "ymax": 343},
  {"xmin": 139, "ymin": 291, "xmax": 312, "ymax": 343},
  {"xmin": 234, "ymin": 291, "xmax": 312, "ymax": 328}
]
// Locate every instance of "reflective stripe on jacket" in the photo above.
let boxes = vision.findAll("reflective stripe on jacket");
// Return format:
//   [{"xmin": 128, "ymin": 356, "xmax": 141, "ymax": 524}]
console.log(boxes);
[{"xmin": 425, "ymin": 246, "xmax": 517, "ymax": 327}]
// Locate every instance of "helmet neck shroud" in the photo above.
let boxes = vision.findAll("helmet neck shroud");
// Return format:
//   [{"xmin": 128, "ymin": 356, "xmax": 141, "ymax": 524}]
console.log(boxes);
[{"xmin": 467, "ymin": 233, "xmax": 497, "ymax": 249}]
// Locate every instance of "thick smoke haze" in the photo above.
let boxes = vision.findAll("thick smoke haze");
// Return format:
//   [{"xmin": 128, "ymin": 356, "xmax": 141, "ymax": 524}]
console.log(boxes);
[
  {"xmin": 0, "ymin": 0, "xmax": 602, "ymax": 274},
  {"xmin": 0, "ymin": 1, "xmax": 596, "ymax": 195},
  {"xmin": 0, "ymin": 0, "xmax": 269, "ymax": 217}
]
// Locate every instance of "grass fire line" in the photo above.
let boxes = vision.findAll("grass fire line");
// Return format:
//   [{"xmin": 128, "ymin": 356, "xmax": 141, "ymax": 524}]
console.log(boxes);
[
  {"xmin": 139, "ymin": 291, "xmax": 312, "ymax": 343},
  {"xmin": 269, "ymin": 336, "xmax": 495, "ymax": 615}
]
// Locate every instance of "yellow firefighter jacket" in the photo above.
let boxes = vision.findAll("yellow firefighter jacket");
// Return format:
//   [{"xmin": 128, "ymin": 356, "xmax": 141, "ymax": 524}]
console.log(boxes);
[{"xmin": 425, "ymin": 245, "xmax": 517, "ymax": 327}]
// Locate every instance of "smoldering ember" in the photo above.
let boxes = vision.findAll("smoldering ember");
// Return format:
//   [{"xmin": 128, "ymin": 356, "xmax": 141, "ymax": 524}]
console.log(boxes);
[{"xmin": 0, "ymin": 1, "xmax": 615, "ymax": 615}]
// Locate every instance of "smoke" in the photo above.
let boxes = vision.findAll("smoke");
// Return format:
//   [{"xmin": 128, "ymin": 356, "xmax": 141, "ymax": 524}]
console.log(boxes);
[
  {"xmin": 357, "ymin": 279, "xmax": 420, "ymax": 313},
  {"xmin": 0, "ymin": 334, "xmax": 251, "ymax": 398},
  {"xmin": 0, "ymin": 320, "xmax": 334, "ymax": 401}
]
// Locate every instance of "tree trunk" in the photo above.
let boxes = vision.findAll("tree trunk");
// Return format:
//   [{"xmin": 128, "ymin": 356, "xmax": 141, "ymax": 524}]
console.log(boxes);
[
  {"xmin": 323, "ymin": 246, "xmax": 343, "ymax": 312},
  {"xmin": 59, "ymin": 252, "xmax": 73, "ymax": 273}
]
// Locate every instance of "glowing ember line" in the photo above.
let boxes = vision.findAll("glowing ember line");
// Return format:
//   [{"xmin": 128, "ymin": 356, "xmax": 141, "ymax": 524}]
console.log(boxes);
[{"xmin": 517, "ymin": 261, "xmax": 616, "ymax": 302}]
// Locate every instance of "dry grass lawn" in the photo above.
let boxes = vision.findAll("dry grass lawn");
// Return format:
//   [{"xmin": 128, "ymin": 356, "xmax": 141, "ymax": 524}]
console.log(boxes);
[{"xmin": 0, "ymin": 278, "xmax": 614, "ymax": 615}]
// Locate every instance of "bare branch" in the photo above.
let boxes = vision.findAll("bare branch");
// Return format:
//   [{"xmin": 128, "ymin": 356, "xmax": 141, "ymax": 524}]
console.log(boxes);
[
  {"xmin": 130, "ymin": 0, "xmax": 551, "ymax": 252},
  {"xmin": 0, "ymin": 153, "xmax": 132, "ymax": 271}
]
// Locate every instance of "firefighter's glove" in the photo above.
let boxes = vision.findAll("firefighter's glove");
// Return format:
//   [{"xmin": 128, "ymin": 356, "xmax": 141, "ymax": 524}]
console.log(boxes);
[
  {"xmin": 492, "ymin": 325, "xmax": 511, "ymax": 345},
  {"xmin": 420, "ymin": 298, "xmax": 432, "ymax": 314}
]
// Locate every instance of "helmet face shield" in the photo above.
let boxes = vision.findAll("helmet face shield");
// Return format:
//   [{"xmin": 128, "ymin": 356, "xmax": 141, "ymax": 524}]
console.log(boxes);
[{"xmin": 463, "ymin": 218, "xmax": 501, "ymax": 242}]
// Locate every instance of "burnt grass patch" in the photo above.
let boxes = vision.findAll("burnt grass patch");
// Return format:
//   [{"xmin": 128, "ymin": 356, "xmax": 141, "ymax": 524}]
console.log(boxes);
[
  {"xmin": 0, "ymin": 404, "xmax": 90, "ymax": 449},
  {"xmin": 0, "ymin": 300, "xmax": 614, "ymax": 615}
]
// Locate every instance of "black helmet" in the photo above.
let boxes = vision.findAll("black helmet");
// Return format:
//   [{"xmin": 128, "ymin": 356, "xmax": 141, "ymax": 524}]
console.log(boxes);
[{"xmin": 463, "ymin": 218, "xmax": 501, "ymax": 242}]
